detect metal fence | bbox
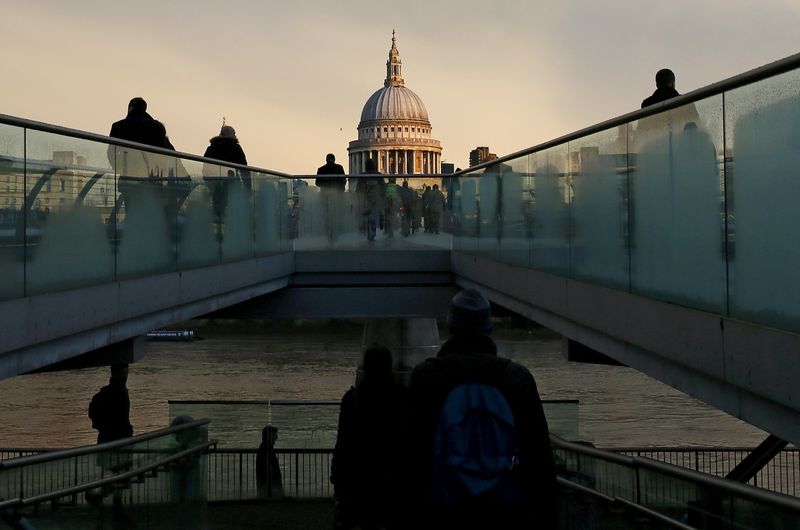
[2,446,797,502]
[614,447,800,498]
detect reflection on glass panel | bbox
[530,146,570,275]
[254,173,283,256]
[726,69,800,331]
[0,123,25,299]
[494,156,533,267]
[114,147,177,279]
[569,127,629,289]
[217,165,254,262]
[25,130,116,295]
[452,172,481,255]
[289,176,451,251]
[629,96,726,312]
[178,159,219,270]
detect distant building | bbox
[441,162,455,174]
[348,31,442,176]
[469,146,497,167]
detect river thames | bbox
[0,322,766,449]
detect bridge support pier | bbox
[562,338,624,366]
[360,319,441,385]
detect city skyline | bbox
[2,0,799,174]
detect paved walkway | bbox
[209,500,334,530]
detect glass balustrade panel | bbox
[629,95,726,312]
[0,124,25,300]
[478,157,532,267]
[452,170,482,256]
[725,68,800,332]
[24,130,116,295]
[530,146,571,275]
[112,145,178,280]
[569,127,630,289]
[253,172,286,256]
[291,176,451,250]
[176,159,220,270]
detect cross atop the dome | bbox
[385,30,404,87]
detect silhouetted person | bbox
[256,426,284,499]
[88,364,133,444]
[427,184,446,234]
[332,344,409,530]
[409,288,557,530]
[642,68,680,108]
[315,153,346,191]
[358,159,385,242]
[203,123,251,222]
[109,97,174,150]
[384,177,398,238]
[399,180,414,237]
[316,154,347,242]
[107,97,174,175]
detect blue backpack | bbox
[432,382,521,505]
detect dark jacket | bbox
[315,161,346,190]
[332,377,409,527]
[203,136,251,192]
[204,136,248,166]
[641,86,680,108]
[107,110,175,177]
[88,383,133,444]
[109,110,174,150]
[409,334,557,530]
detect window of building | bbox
[60,179,65,192]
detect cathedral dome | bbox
[360,85,429,124]
[348,31,442,176]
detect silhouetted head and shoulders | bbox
[315,153,346,189]
[109,97,174,150]
[641,68,680,108]
[317,153,345,175]
[88,364,133,444]
[204,124,248,166]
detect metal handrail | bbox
[457,50,800,175]
[0,440,216,510]
[169,399,341,406]
[557,477,697,530]
[3,52,799,185]
[552,435,800,513]
[0,419,210,470]
[0,113,289,179]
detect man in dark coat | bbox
[109,97,174,149]
[107,95,176,216]
[88,364,133,444]
[641,68,680,108]
[256,426,284,499]
[315,153,346,191]
[409,288,557,529]
[316,154,346,242]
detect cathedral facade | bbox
[348,32,442,175]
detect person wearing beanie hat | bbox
[446,287,493,335]
[202,120,252,223]
[408,288,557,529]
[203,121,248,169]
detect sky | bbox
[2,0,799,174]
